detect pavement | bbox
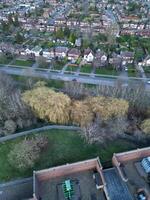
[0,178,33,200]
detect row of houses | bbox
[21,46,135,67]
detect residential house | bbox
[83,48,94,63]
[140,56,150,67]
[109,53,122,70]
[93,50,107,68]
[68,48,80,62]
[55,46,69,58]
[30,46,43,57]
[120,51,134,64]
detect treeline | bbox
[0,73,36,136]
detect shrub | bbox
[8,135,48,170]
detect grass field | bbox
[0,129,136,181]
[127,65,137,77]
[95,67,118,76]
[66,65,78,72]
[80,65,92,73]
[12,59,34,67]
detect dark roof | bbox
[68,48,80,55]
[104,168,133,200]
[84,48,93,55]
[121,51,134,58]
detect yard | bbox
[95,67,118,76]
[12,59,34,67]
[80,65,92,73]
[66,65,78,72]
[52,60,67,71]
[127,65,137,77]
[0,129,136,182]
[143,67,150,78]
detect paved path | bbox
[0,125,80,143]
[0,178,33,200]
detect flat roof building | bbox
[33,158,109,200]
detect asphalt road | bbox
[0,65,150,90]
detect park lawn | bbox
[95,67,118,76]
[0,129,136,182]
[53,63,64,70]
[80,65,92,73]
[12,59,34,67]
[66,65,78,72]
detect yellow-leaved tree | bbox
[22,86,71,124]
[141,119,150,135]
[86,96,129,121]
[71,100,94,127]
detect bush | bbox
[8,135,48,170]
[141,119,150,135]
[3,120,17,135]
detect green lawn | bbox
[12,59,34,67]
[80,65,92,73]
[0,129,136,181]
[66,65,78,72]
[143,67,150,77]
[127,65,137,77]
[12,75,65,89]
[95,67,118,76]
[53,64,64,70]
[0,58,11,65]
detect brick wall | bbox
[113,147,150,164]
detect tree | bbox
[13,14,20,27]
[0,72,36,135]
[15,32,24,44]
[64,26,70,38]
[87,96,129,121]
[8,135,48,170]
[55,27,64,39]
[141,119,150,135]
[71,100,94,127]
[69,32,76,44]
[0,53,7,64]
[22,86,71,124]
[3,120,17,135]
[36,55,48,68]
[63,81,88,99]
[1,20,9,33]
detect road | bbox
[0,65,118,86]
[1,65,150,91]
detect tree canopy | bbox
[22,86,71,124]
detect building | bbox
[32,158,109,200]
[67,48,81,62]
[112,147,150,200]
[55,46,69,58]
[20,147,150,200]
[83,48,94,63]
